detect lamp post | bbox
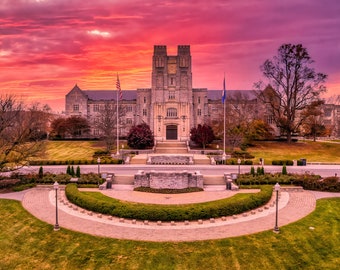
[97,157,101,176]
[274,182,281,233]
[53,181,60,231]
[237,158,241,175]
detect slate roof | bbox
[207,90,257,101]
[83,90,138,101]
[79,88,256,101]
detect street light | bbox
[274,182,281,233]
[97,157,101,176]
[237,158,241,174]
[53,181,60,231]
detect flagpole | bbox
[116,74,120,156]
[223,74,226,159]
[223,94,226,158]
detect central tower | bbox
[151,45,193,141]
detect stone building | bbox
[65,45,340,140]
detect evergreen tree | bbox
[250,166,255,176]
[70,166,75,176]
[38,166,43,179]
[256,167,261,175]
[66,165,71,175]
[76,166,81,177]
[282,164,287,175]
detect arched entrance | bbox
[166,125,177,140]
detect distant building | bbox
[65,45,340,140]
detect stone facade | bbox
[134,170,203,189]
[65,45,340,139]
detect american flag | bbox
[116,74,122,100]
[222,76,226,104]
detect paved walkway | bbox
[1,187,340,242]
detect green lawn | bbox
[248,141,340,164]
[41,140,340,164]
[41,141,105,161]
[0,198,339,269]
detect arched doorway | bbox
[166,125,177,140]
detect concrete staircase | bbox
[129,141,210,165]
[155,141,188,154]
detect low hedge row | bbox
[29,158,123,166]
[272,160,294,166]
[0,173,103,188]
[216,159,253,165]
[65,184,273,221]
[237,173,340,192]
[237,173,321,186]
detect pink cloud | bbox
[0,0,339,111]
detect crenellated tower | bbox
[151,45,193,141]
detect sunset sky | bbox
[1,0,340,112]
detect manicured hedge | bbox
[237,173,321,186]
[65,184,273,221]
[29,158,123,166]
[272,160,294,166]
[236,173,340,192]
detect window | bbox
[126,106,133,112]
[126,118,133,124]
[143,109,147,116]
[167,108,177,118]
[73,104,79,111]
[198,97,201,104]
[170,77,174,85]
[169,91,175,100]
[93,129,100,136]
[197,109,202,116]
[93,104,99,112]
[266,115,274,124]
[144,97,147,103]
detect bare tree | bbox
[0,96,48,170]
[94,101,125,152]
[255,44,327,143]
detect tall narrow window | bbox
[143,109,147,116]
[169,91,175,100]
[167,108,177,118]
[197,109,202,116]
[144,97,146,103]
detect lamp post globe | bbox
[53,181,60,231]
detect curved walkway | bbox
[1,187,340,242]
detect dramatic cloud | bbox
[0,0,339,111]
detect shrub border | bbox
[65,184,273,221]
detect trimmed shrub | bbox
[282,165,287,175]
[272,160,294,166]
[250,166,255,176]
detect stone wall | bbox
[134,170,203,189]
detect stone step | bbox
[130,154,148,164]
[203,175,225,185]
[155,148,188,154]
[156,142,187,147]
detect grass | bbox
[37,140,340,164]
[40,141,105,161]
[248,141,340,164]
[0,198,339,269]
